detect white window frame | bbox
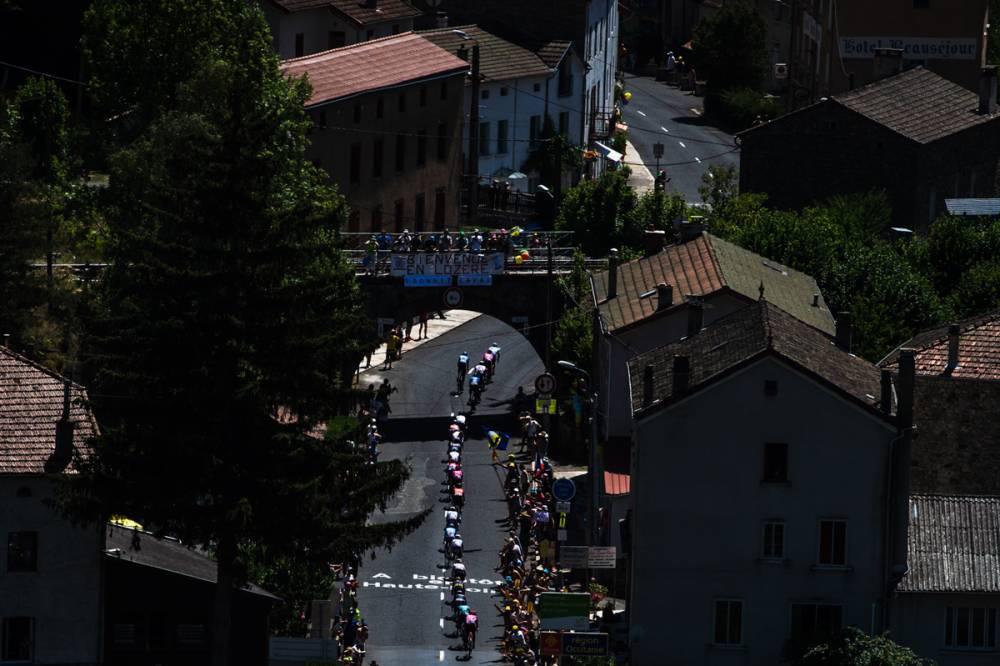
[816,518,848,567]
[761,521,785,561]
[944,606,998,651]
[712,598,744,647]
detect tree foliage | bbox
[552,250,594,372]
[796,628,932,665]
[691,1,768,93]
[556,171,639,256]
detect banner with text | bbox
[391,252,505,277]
[839,36,978,61]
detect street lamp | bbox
[557,360,601,552]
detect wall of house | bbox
[583,0,619,157]
[306,74,466,233]
[0,476,103,664]
[628,357,895,665]
[264,4,415,58]
[892,592,1000,666]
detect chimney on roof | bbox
[1,333,8,348]
[979,66,997,115]
[686,299,704,338]
[643,229,666,257]
[889,348,916,585]
[656,283,674,311]
[812,293,820,308]
[677,219,705,243]
[642,364,654,407]
[47,380,75,473]
[872,48,903,81]
[457,44,469,61]
[606,248,619,300]
[436,11,448,28]
[880,369,893,413]
[835,311,852,352]
[672,355,690,396]
[946,323,960,373]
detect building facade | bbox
[0,346,103,665]
[280,33,468,233]
[263,0,423,58]
[626,301,909,665]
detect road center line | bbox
[695,156,702,163]
[439,618,444,628]
[637,109,647,117]
[439,650,445,661]
[679,141,687,148]
[661,126,670,133]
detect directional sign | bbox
[443,287,463,307]
[552,478,576,501]
[535,398,557,415]
[653,142,664,159]
[458,274,492,286]
[538,592,590,631]
[405,275,450,287]
[559,546,588,568]
[539,631,610,658]
[556,501,571,513]
[535,372,557,395]
[588,546,617,569]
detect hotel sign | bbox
[840,36,978,61]
[390,252,505,277]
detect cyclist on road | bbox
[468,371,483,406]
[462,609,479,655]
[457,352,469,379]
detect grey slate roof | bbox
[534,40,572,68]
[105,525,279,599]
[271,0,422,24]
[592,233,834,335]
[419,25,554,82]
[628,300,887,417]
[899,494,1000,593]
[833,67,998,144]
[945,198,1000,217]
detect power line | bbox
[0,60,88,87]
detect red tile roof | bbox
[603,471,630,496]
[280,32,469,107]
[271,0,423,25]
[880,309,1000,380]
[0,347,97,475]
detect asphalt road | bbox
[359,314,545,665]
[620,73,740,203]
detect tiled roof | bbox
[603,471,630,496]
[880,308,1000,380]
[0,346,96,475]
[945,198,1000,217]
[906,376,1000,496]
[280,32,469,106]
[105,524,278,599]
[592,233,834,335]
[271,0,422,24]
[628,300,887,417]
[534,40,572,68]
[419,25,553,82]
[898,494,1000,593]
[833,67,998,144]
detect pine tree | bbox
[63,2,424,663]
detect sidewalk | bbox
[625,139,655,194]
[356,309,481,377]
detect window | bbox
[392,24,400,34]
[2,617,33,661]
[15,487,31,498]
[395,134,405,171]
[372,138,383,178]
[764,379,778,396]
[945,607,997,650]
[7,531,37,572]
[416,130,427,168]
[481,89,490,100]
[398,93,406,113]
[500,87,509,96]
[763,442,788,482]
[558,59,574,97]
[316,110,327,130]
[913,0,929,7]
[349,142,362,184]
[365,29,374,41]
[713,599,743,646]
[441,81,448,100]
[376,97,384,119]
[437,122,448,161]
[529,115,542,148]
[177,623,207,647]
[328,31,346,49]
[817,519,847,566]
[434,187,446,228]
[419,86,427,107]
[394,199,405,232]
[790,604,842,646]
[558,111,569,137]
[347,210,360,232]
[762,521,784,560]
[497,120,509,155]
[353,104,361,123]
[294,33,304,57]
[479,122,491,156]
[533,82,541,92]
[372,205,383,231]
[414,193,425,232]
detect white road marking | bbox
[690,107,702,116]
[439,618,444,628]
[637,110,647,116]
[439,650,445,661]
[660,126,670,133]
[695,157,702,163]
[678,141,687,148]
[440,591,445,600]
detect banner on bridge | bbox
[390,252,505,277]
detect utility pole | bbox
[468,43,481,227]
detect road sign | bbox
[539,631,610,657]
[539,632,563,657]
[557,528,568,541]
[535,398,557,415]
[556,500,571,513]
[559,546,588,568]
[458,273,492,286]
[552,478,577,501]
[588,546,617,569]
[404,275,450,287]
[442,287,463,307]
[653,142,664,159]
[537,592,590,631]
[535,372,557,395]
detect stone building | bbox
[738,66,1000,231]
[280,32,469,232]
